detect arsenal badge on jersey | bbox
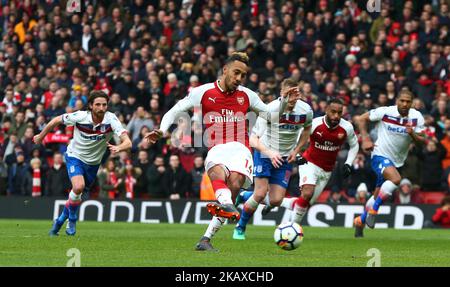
[237,96,245,105]
[337,133,345,139]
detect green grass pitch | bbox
[1,219,449,267]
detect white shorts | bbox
[298,161,332,204]
[205,141,253,189]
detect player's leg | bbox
[233,177,269,240]
[64,175,86,236]
[291,162,319,224]
[259,183,288,216]
[260,164,292,215]
[196,166,244,251]
[49,155,85,236]
[365,167,401,228]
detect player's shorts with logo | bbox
[298,161,332,204]
[205,141,253,189]
[65,153,100,191]
[253,150,292,189]
[371,155,396,187]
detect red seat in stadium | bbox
[422,192,446,204]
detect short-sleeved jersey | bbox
[160,80,287,149]
[62,111,127,165]
[369,105,425,167]
[252,99,313,156]
[302,117,358,172]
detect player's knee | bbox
[72,183,85,193]
[228,181,241,193]
[253,193,265,203]
[301,187,314,200]
[390,177,401,186]
[270,198,283,206]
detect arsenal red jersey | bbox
[160,81,287,149]
[303,116,357,172]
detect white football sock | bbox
[204,216,226,239]
[281,197,297,210]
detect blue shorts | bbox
[65,153,100,191]
[371,155,395,188]
[253,150,293,189]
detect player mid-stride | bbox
[277,98,359,224]
[232,79,313,240]
[145,52,298,251]
[353,90,425,237]
[34,91,132,236]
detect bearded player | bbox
[145,52,296,251]
[34,91,132,236]
[277,98,359,224]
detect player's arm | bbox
[287,125,311,163]
[108,132,132,155]
[33,115,63,144]
[355,112,374,152]
[250,117,283,168]
[145,91,197,144]
[342,125,360,178]
[406,115,427,146]
[287,109,313,163]
[250,133,283,168]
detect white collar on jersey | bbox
[216,80,237,94]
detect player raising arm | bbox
[354,90,426,237]
[145,52,298,251]
[34,91,132,236]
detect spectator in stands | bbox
[122,159,141,199]
[394,178,424,204]
[45,152,71,197]
[98,159,122,199]
[146,155,167,199]
[190,154,205,199]
[355,183,369,204]
[0,156,7,195]
[126,106,154,142]
[164,154,191,200]
[327,187,348,204]
[7,151,30,196]
[418,139,447,191]
[431,195,450,228]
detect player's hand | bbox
[287,151,298,163]
[33,134,44,145]
[280,87,299,98]
[405,123,414,135]
[362,138,375,153]
[342,164,353,179]
[107,143,121,155]
[145,129,163,144]
[267,150,283,168]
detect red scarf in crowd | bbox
[108,171,118,199]
[125,174,136,199]
[32,168,41,197]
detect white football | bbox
[274,222,304,251]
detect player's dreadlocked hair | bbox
[225,52,249,66]
[87,90,109,110]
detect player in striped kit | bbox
[145,53,297,251]
[354,90,426,237]
[34,91,132,236]
[232,79,313,240]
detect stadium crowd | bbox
[0,0,449,206]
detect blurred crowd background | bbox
[0,1,449,219]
